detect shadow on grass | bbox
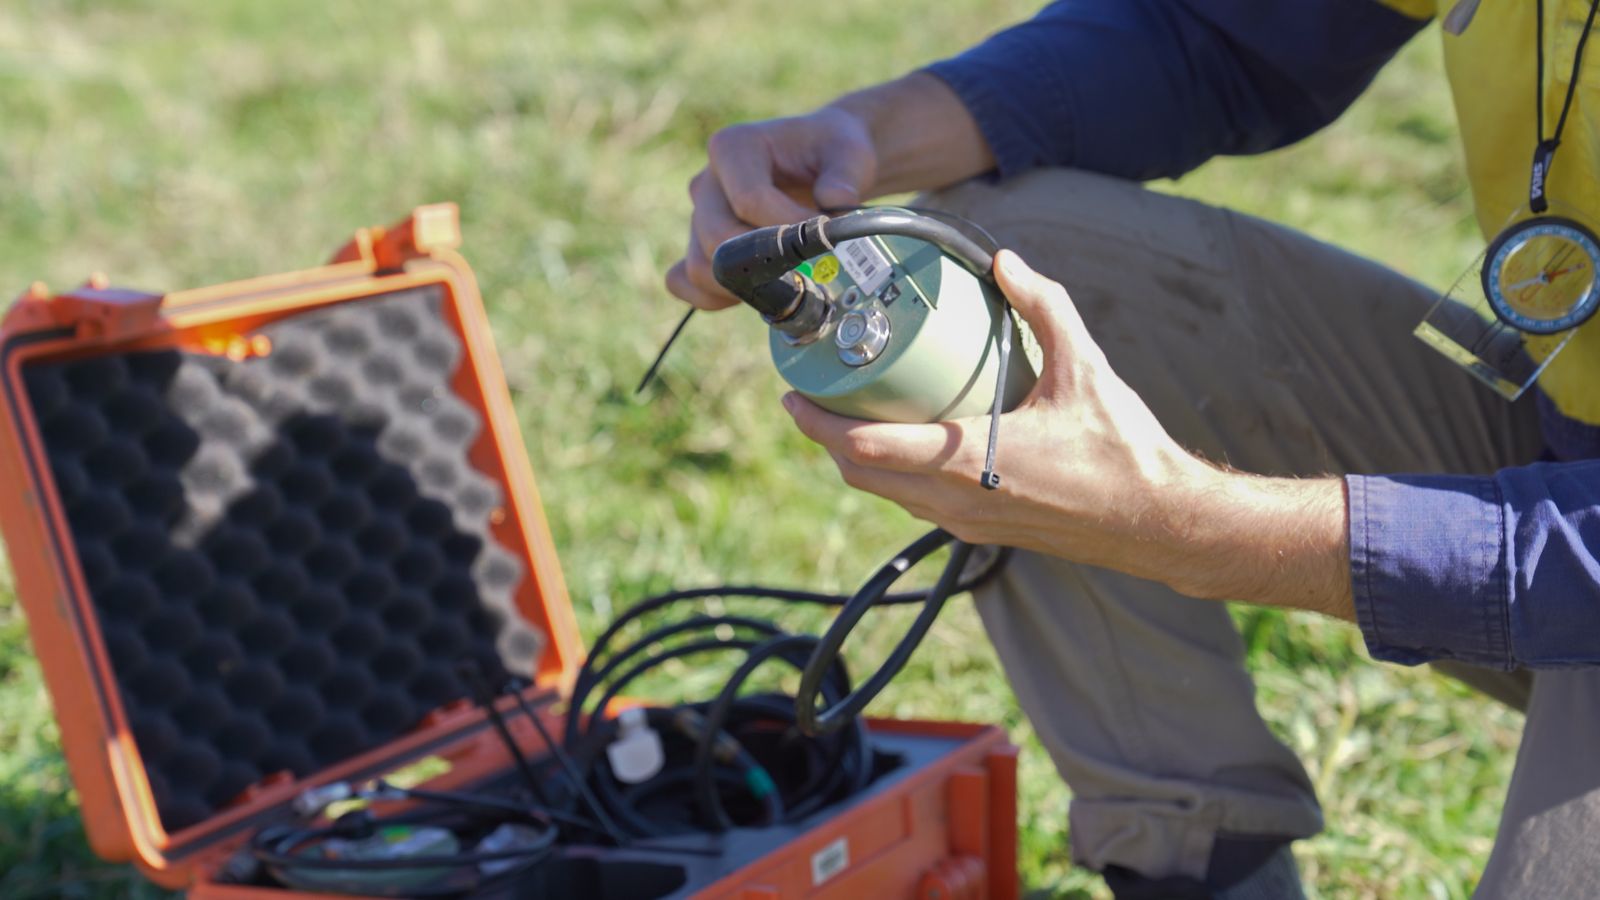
[0,781,174,900]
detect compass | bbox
[1481,216,1600,335]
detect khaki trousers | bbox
[925,169,1590,897]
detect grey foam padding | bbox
[23,285,547,831]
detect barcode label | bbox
[837,238,892,296]
[811,836,850,886]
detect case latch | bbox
[29,273,168,339]
[329,202,462,272]
[8,277,167,342]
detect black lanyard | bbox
[1530,0,1600,213]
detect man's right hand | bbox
[664,73,995,310]
[665,106,879,311]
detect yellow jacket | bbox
[1398,0,1600,420]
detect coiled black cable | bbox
[795,531,980,735]
[695,634,867,830]
[561,535,1010,837]
[249,503,1011,894]
[250,802,560,897]
[565,614,856,836]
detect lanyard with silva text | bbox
[1479,0,1600,335]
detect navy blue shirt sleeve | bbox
[924,0,1428,180]
[1350,462,1600,670]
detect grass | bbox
[0,2,1520,897]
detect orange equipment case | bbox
[0,204,1020,899]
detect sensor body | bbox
[770,231,1034,422]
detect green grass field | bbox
[0,2,1521,897]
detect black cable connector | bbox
[458,661,552,808]
[500,676,628,846]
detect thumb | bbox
[992,249,1083,361]
[812,148,874,211]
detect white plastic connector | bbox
[605,707,665,784]
[292,781,353,818]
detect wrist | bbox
[1151,462,1352,617]
[1155,462,1251,600]
[827,72,994,195]
[1136,451,1237,595]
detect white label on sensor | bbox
[837,238,892,296]
[811,836,850,886]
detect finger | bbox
[783,393,974,474]
[681,219,743,310]
[829,452,978,536]
[812,146,874,211]
[992,249,1085,359]
[828,451,942,508]
[681,237,743,309]
[707,129,818,226]
[666,259,740,311]
[689,170,752,263]
[671,171,750,309]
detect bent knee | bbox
[918,168,1236,296]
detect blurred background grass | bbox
[0,1,1520,897]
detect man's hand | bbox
[665,108,877,310]
[785,249,1208,574]
[784,250,1356,620]
[665,73,996,311]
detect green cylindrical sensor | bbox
[772,229,1035,423]
[712,208,1037,425]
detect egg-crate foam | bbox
[22,285,545,831]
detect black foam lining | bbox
[23,285,546,831]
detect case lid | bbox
[0,205,583,884]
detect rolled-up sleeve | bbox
[1349,461,1600,670]
[923,0,1427,181]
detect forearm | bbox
[829,72,995,196]
[1156,467,1355,621]
[918,0,1426,182]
